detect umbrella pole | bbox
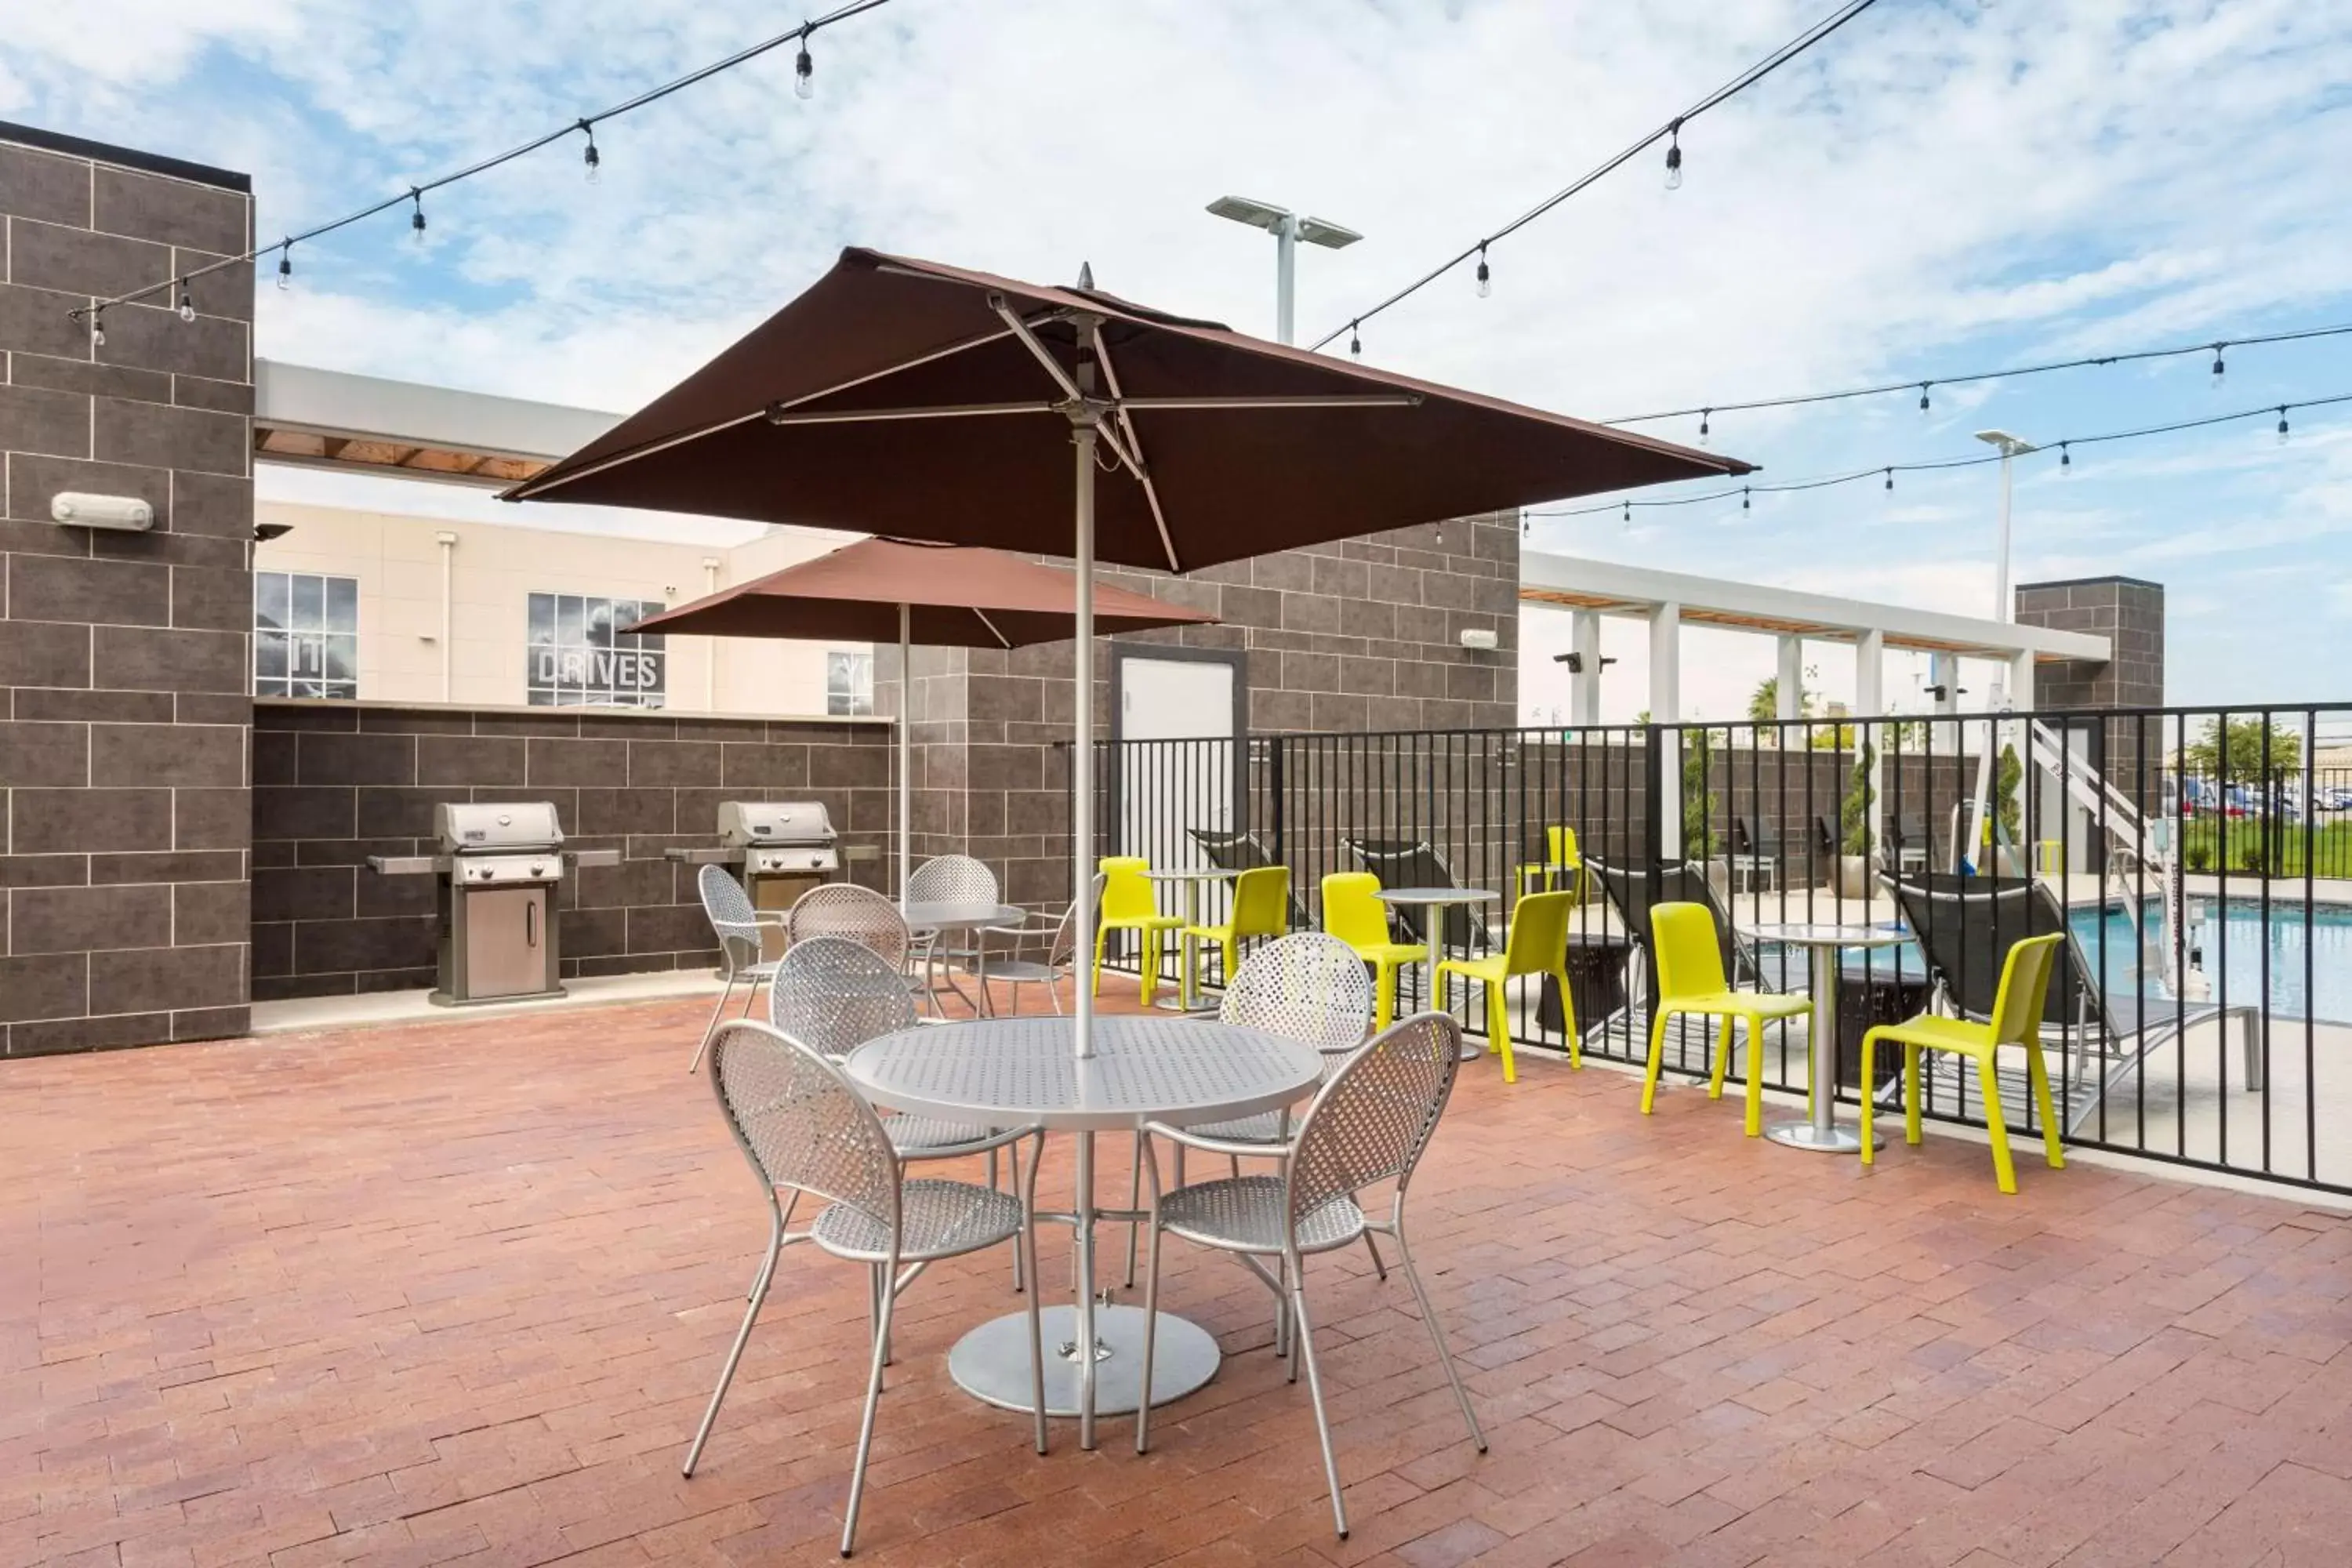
[1072,423,1098,1062]
[898,601,912,905]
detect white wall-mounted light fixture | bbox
[1457,626,1500,652]
[51,492,154,532]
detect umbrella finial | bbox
[1076,260,1095,290]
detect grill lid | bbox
[717,800,836,847]
[436,800,565,853]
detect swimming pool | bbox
[2068,897,2352,1025]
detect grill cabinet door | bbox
[463,886,550,999]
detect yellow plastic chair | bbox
[1861,932,2066,1193]
[1515,826,1588,902]
[1320,872,1424,1032]
[1643,902,1811,1136]
[1180,865,1290,1008]
[1434,889,1580,1083]
[1094,856,1185,1005]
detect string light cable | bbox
[1311,0,1883,354]
[1606,318,2352,430]
[1531,390,2352,519]
[68,0,895,328]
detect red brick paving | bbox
[7,979,2352,1567]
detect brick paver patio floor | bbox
[9,982,2352,1567]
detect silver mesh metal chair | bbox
[977,880,1096,1017]
[768,937,1004,1163]
[787,883,911,973]
[906,855,998,1015]
[1133,1012,1484,1538]
[683,1021,1044,1555]
[689,865,786,1074]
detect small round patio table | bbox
[900,900,1024,1017]
[1144,866,1240,1013]
[1375,887,1501,1058]
[844,1013,1322,1450]
[1744,922,1910,1153]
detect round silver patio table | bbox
[1145,866,1240,1013]
[844,1013,1322,1449]
[900,899,1023,1017]
[1744,922,1909,1153]
[1375,887,1501,1058]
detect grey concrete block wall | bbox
[249,701,895,999]
[2014,576,2165,711]
[0,124,255,1055]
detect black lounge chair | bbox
[1886,873,2264,1134]
[1731,815,1784,891]
[1883,811,1932,873]
[1185,826,1311,930]
[1341,837,1496,951]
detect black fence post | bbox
[1268,736,1287,869]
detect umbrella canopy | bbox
[625,536,1218,903]
[623,536,1218,645]
[503,248,1751,570]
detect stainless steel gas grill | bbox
[368,802,620,1006]
[666,800,841,960]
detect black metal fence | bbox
[1071,704,2352,1196]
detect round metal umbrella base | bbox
[948,1304,1220,1417]
[1765,1119,1882,1152]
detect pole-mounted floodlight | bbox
[1207,195,1363,346]
[1974,430,2036,625]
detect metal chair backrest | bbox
[768,936,919,1060]
[1734,815,1779,857]
[1590,855,1730,1006]
[1887,874,2082,1028]
[1548,825,1581,868]
[1991,933,2067,1047]
[1320,871,1395,952]
[1098,856,1159,924]
[706,1018,899,1236]
[1650,901,1731,1001]
[1287,1012,1461,1240]
[1501,890,1574,979]
[1229,865,1292,940]
[1191,827,1313,928]
[698,865,763,967]
[1040,883,1097,970]
[786,884,910,971]
[907,853,998,907]
[1219,931,1374,1055]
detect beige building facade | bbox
[252,502,872,717]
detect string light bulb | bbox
[1348,320,1361,358]
[1740,485,1751,512]
[2209,343,2226,391]
[176,281,194,323]
[2059,441,2071,474]
[580,121,601,183]
[1475,245,1490,299]
[1621,499,1632,526]
[89,311,105,349]
[2278,406,2291,445]
[276,242,292,291]
[795,27,814,98]
[1664,118,1683,191]
[1697,408,1711,447]
[1918,382,1932,414]
[410,188,426,244]
[1883,467,1894,492]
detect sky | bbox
[9,0,2350,721]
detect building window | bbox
[256,572,358,699]
[526,593,666,707]
[827,649,874,716]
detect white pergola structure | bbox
[252,361,618,488]
[1520,549,2111,724]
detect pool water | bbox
[2068,898,2352,1025]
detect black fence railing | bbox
[1067,704,2352,1196]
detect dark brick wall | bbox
[2014,576,2164,710]
[1,126,254,1055]
[250,701,894,1000]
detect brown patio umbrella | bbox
[623,536,1217,898]
[506,247,1751,1067]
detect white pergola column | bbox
[1651,602,1681,858]
[2008,650,2035,714]
[1776,634,1804,723]
[1928,650,1962,753]
[1569,610,1602,727]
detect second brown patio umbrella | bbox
[624,535,1217,900]
[507,246,1752,1066]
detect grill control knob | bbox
[530,863,545,877]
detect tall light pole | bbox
[1974,429,2036,624]
[1207,195,1362,345]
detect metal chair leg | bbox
[1359,1232,1388,1282]
[689,975,738,1074]
[1287,1265,1348,1540]
[1134,1139,1163,1454]
[683,1214,781,1478]
[840,1256,898,1558]
[1392,1220,1486,1453]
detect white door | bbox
[1117,655,1237,869]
